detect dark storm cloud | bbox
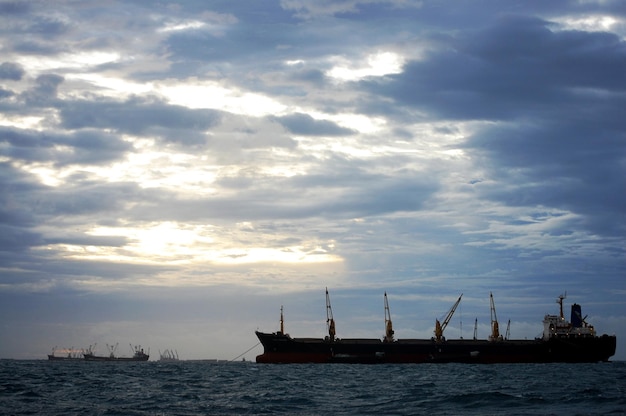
[161,2,396,81]
[0,5,69,54]
[160,2,299,78]
[0,126,131,166]
[0,158,147,278]
[0,1,29,14]
[0,88,14,99]
[27,16,70,36]
[165,27,295,76]
[21,73,64,105]
[59,96,221,145]
[35,182,134,217]
[273,113,356,136]
[11,40,62,55]
[370,16,626,120]
[0,62,25,80]
[465,121,626,237]
[284,67,328,88]
[0,163,45,258]
[0,224,42,252]
[367,16,626,237]
[0,160,137,227]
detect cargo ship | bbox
[83,343,150,361]
[255,290,616,364]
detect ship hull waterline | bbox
[47,355,82,361]
[255,332,616,364]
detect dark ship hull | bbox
[255,331,616,364]
[47,355,82,361]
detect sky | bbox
[0,0,624,361]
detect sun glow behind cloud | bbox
[327,51,404,81]
[65,74,154,98]
[41,222,343,270]
[16,52,121,74]
[157,20,207,32]
[554,14,622,34]
[157,82,287,116]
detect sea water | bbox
[1,360,625,415]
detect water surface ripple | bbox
[1,360,625,415]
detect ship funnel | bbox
[571,303,583,328]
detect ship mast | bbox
[326,288,336,342]
[384,292,394,342]
[557,292,566,320]
[107,342,119,358]
[434,294,463,342]
[279,305,284,334]
[489,292,501,341]
[473,318,478,340]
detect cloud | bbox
[365,15,626,238]
[273,113,357,136]
[464,121,626,236]
[0,1,30,15]
[370,16,626,120]
[21,73,64,105]
[59,96,222,145]
[0,62,25,80]
[0,126,131,166]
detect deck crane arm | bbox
[489,292,501,341]
[434,294,463,342]
[384,292,394,342]
[326,288,336,341]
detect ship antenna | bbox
[384,292,394,342]
[326,287,336,341]
[473,318,478,340]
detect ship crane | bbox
[434,294,463,342]
[489,292,502,341]
[326,288,336,342]
[384,292,394,342]
[106,342,119,358]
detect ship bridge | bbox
[543,296,596,340]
